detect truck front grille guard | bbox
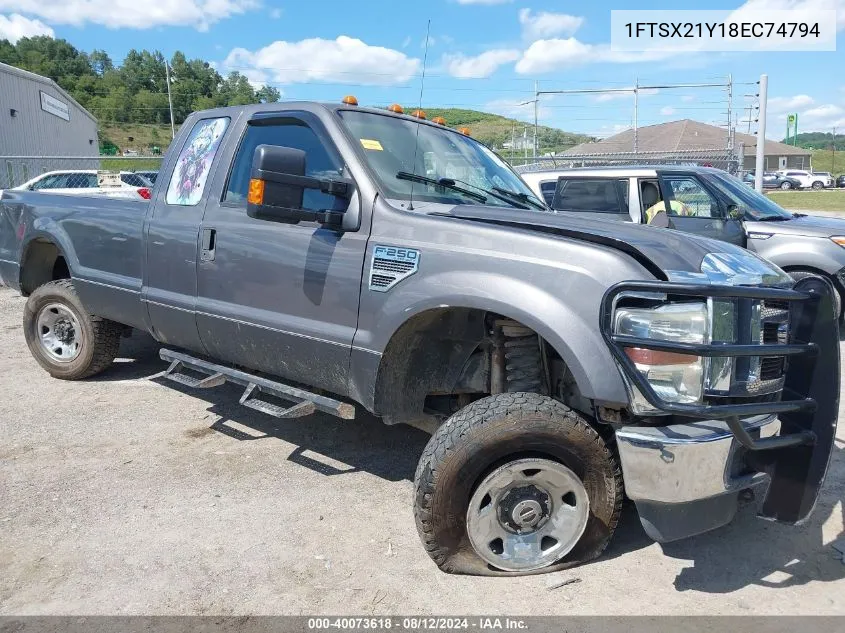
[600,277,840,523]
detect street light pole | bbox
[164,59,175,140]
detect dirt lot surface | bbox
[0,285,843,615]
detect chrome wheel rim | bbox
[466,458,589,572]
[36,303,82,362]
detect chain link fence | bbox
[1,156,164,190]
[511,147,744,176]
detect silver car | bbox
[522,165,845,316]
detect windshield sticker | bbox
[360,139,384,151]
[166,117,229,206]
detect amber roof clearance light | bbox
[388,103,404,114]
[431,116,446,125]
[457,127,471,136]
[411,109,426,120]
[342,95,359,106]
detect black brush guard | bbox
[601,277,840,524]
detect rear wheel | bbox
[414,392,623,576]
[780,181,792,190]
[23,279,122,379]
[811,181,823,190]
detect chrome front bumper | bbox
[616,414,781,542]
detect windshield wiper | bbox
[396,172,487,204]
[492,186,548,211]
[756,216,792,222]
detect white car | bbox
[812,171,834,188]
[777,169,828,190]
[13,170,152,199]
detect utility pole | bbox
[833,126,837,173]
[633,77,639,154]
[746,105,753,134]
[754,74,768,193]
[726,73,733,150]
[511,121,516,163]
[164,59,175,140]
[533,80,539,159]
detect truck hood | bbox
[746,213,845,238]
[435,205,753,279]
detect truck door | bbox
[143,115,232,352]
[654,174,745,247]
[195,111,367,397]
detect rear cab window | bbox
[166,117,230,206]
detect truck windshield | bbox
[338,110,545,210]
[703,172,794,220]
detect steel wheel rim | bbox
[36,302,82,362]
[466,457,589,572]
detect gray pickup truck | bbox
[0,101,840,577]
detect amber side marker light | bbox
[342,95,359,106]
[388,103,404,114]
[247,178,265,205]
[411,109,426,119]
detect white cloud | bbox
[518,8,583,40]
[0,0,259,30]
[731,0,845,31]
[767,94,815,112]
[681,95,695,103]
[444,49,520,78]
[515,38,671,74]
[269,7,281,19]
[593,87,658,102]
[764,94,845,133]
[660,106,675,116]
[455,0,512,4]
[401,35,411,48]
[223,36,420,85]
[0,12,52,41]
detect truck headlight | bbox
[613,302,708,406]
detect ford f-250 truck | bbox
[0,100,840,576]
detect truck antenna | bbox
[407,19,431,212]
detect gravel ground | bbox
[0,285,843,615]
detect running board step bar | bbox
[159,349,355,420]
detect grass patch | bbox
[766,189,845,212]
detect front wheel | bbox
[23,279,122,379]
[811,181,824,190]
[780,181,792,190]
[788,270,842,321]
[414,392,623,575]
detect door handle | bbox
[200,228,216,262]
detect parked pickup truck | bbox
[0,101,839,576]
[522,166,845,319]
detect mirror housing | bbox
[246,144,352,226]
[726,204,743,220]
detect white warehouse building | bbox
[0,61,99,189]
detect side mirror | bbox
[726,204,743,220]
[246,144,352,226]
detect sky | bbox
[0,0,842,139]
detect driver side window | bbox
[225,118,345,212]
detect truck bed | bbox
[0,189,149,328]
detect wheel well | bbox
[20,240,69,296]
[372,308,579,427]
